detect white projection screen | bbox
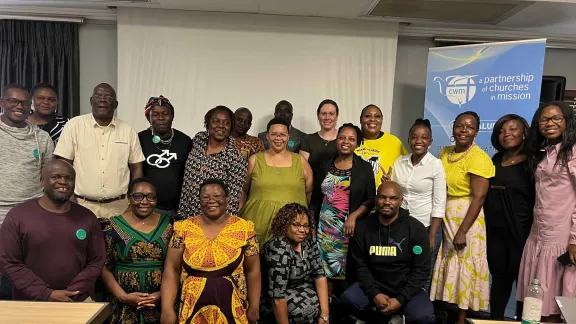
[117,8,399,136]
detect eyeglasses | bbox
[269,133,288,139]
[291,223,310,231]
[130,193,157,202]
[200,195,226,203]
[93,94,116,102]
[35,96,57,104]
[539,114,565,125]
[2,98,32,109]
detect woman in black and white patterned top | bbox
[28,83,68,144]
[177,106,248,219]
[261,203,330,324]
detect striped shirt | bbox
[39,115,68,144]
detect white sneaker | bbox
[389,315,404,324]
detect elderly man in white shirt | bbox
[390,118,446,291]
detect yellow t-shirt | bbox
[439,145,495,198]
[355,133,408,189]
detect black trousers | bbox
[486,225,525,319]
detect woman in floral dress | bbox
[314,123,375,283]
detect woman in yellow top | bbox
[355,104,408,189]
[160,179,260,324]
[430,111,495,324]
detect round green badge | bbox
[76,229,87,240]
[33,148,39,159]
[413,245,423,255]
[152,135,161,144]
[288,140,295,148]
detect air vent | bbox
[367,0,532,24]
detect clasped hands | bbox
[373,294,401,315]
[120,291,161,309]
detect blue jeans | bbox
[426,225,442,292]
[342,283,434,324]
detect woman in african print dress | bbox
[313,124,375,283]
[161,179,261,324]
[101,178,173,324]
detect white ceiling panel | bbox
[256,0,374,18]
[498,2,576,31]
[157,0,259,12]
[4,0,576,36]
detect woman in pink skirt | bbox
[518,101,576,321]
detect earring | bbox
[450,136,455,143]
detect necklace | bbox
[269,152,283,176]
[151,127,174,145]
[319,131,335,147]
[503,153,523,165]
[448,143,475,163]
[130,211,153,225]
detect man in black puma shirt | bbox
[342,182,434,324]
[138,96,192,220]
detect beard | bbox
[45,190,71,205]
[378,205,397,219]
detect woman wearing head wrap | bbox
[138,96,192,220]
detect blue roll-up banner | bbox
[424,39,547,157]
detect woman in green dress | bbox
[240,117,313,245]
[101,177,173,324]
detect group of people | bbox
[0,80,574,324]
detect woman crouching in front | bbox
[261,203,330,324]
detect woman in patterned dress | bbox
[313,123,375,284]
[261,203,330,324]
[161,179,261,324]
[101,178,173,324]
[430,111,495,324]
[177,106,248,219]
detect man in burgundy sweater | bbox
[0,159,105,301]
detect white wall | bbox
[77,22,576,138]
[116,8,398,136]
[79,21,117,115]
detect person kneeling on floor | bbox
[342,181,434,324]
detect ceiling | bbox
[3,0,576,36]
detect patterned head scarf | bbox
[144,95,174,119]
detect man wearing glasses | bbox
[55,83,145,219]
[0,83,54,226]
[0,83,54,300]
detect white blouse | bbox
[391,152,446,227]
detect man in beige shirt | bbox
[54,83,144,218]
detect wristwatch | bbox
[320,316,329,322]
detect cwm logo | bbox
[434,75,477,107]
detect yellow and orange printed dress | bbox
[170,215,259,324]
